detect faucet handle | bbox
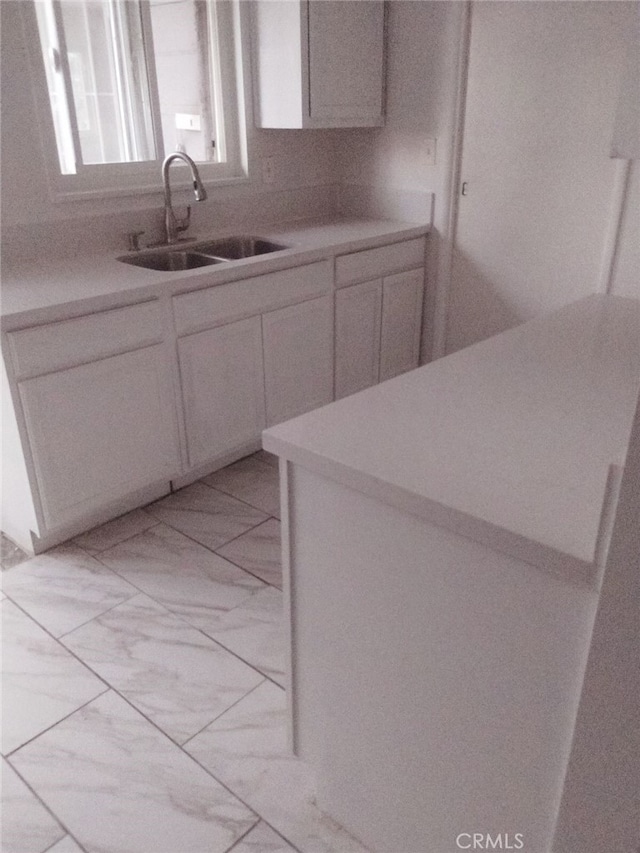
[125,230,145,251]
[175,206,192,234]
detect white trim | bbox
[22,0,249,205]
[432,0,472,361]
[599,158,632,295]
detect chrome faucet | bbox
[161,152,208,244]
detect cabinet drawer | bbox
[173,261,331,336]
[7,301,163,380]
[335,238,425,287]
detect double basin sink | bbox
[118,236,288,272]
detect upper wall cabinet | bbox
[251,0,385,129]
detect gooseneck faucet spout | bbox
[162,151,208,244]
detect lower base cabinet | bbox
[335,279,382,399]
[178,316,266,469]
[263,296,334,425]
[18,345,180,531]
[380,268,424,381]
[335,268,424,398]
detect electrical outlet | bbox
[424,137,436,166]
[263,156,275,184]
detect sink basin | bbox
[193,236,288,260]
[117,235,288,271]
[118,251,224,272]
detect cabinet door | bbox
[335,279,382,399]
[18,345,179,530]
[178,316,266,469]
[379,269,424,382]
[263,296,333,426]
[308,0,384,123]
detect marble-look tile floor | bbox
[1,453,370,853]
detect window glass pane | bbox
[60,0,156,164]
[149,0,220,163]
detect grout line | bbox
[4,686,111,759]
[212,514,277,551]
[55,591,143,640]
[72,516,161,556]
[221,817,262,853]
[198,469,280,517]
[209,548,283,592]
[2,463,314,852]
[180,678,268,748]
[4,759,85,853]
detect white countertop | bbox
[0,217,428,327]
[264,295,640,583]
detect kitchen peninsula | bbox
[263,294,640,852]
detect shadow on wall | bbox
[445,246,524,355]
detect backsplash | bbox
[1,184,340,265]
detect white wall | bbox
[336,1,639,357]
[447,1,637,353]
[337,0,466,360]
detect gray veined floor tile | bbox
[203,455,282,518]
[1,758,66,853]
[145,481,268,551]
[202,586,286,687]
[45,836,85,853]
[253,449,280,469]
[231,820,298,852]
[62,593,264,744]
[97,523,264,634]
[217,518,282,589]
[185,682,370,853]
[10,691,259,853]
[0,544,137,638]
[1,532,30,571]
[72,508,158,554]
[1,600,106,756]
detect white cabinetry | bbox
[335,239,425,399]
[335,280,382,398]
[178,316,266,470]
[263,296,334,425]
[252,0,385,129]
[19,347,177,530]
[380,269,424,382]
[4,301,179,544]
[172,261,333,478]
[1,229,426,552]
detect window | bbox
[29,0,247,198]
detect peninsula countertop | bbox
[264,294,640,583]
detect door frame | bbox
[434,0,633,360]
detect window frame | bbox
[22,0,250,203]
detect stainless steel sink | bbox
[118,251,224,272]
[117,235,288,271]
[192,236,288,260]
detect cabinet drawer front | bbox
[8,301,163,380]
[173,261,331,336]
[335,238,425,287]
[19,345,179,530]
